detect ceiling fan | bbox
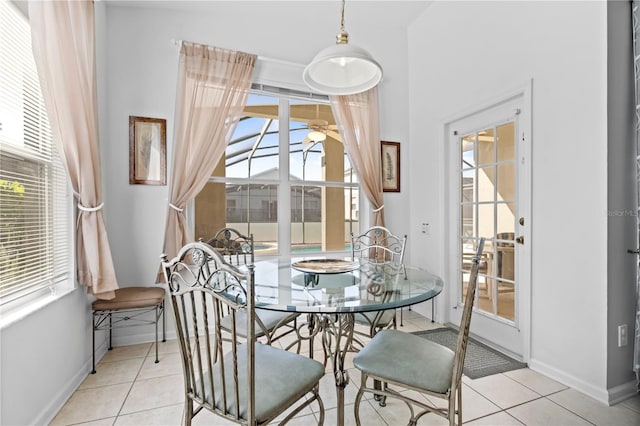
[302,104,339,144]
[303,118,329,143]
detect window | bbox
[194,91,360,255]
[0,2,73,307]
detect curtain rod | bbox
[169,39,304,68]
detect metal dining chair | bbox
[161,241,325,425]
[350,226,407,339]
[204,227,300,350]
[352,238,485,426]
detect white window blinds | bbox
[0,2,73,305]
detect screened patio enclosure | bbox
[194,94,360,254]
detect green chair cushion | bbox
[353,329,455,394]
[195,342,324,423]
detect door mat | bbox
[412,327,527,379]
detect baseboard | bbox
[36,342,108,425]
[528,358,610,405]
[607,379,638,405]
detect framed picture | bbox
[129,116,166,185]
[381,141,400,192]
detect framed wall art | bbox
[381,141,400,192]
[129,116,166,185]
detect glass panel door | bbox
[459,121,516,322]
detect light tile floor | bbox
[52,311,640,425]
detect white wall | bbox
[101,1,413,289]
[408,0,611,402]
[606,0,637,400]
[0,288,94,425]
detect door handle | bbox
[516,236,524,245]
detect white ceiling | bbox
[102,0,433,29]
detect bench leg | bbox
[91,312,97,374]
[154,305,159,364]
[108,313,113,350]
[162,300,166,343]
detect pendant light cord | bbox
[336,0,349,44]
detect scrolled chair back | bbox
[351,226,407,267]
[160,241,257,423]
[204,227,254,266]
[161,241,325,426]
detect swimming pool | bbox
[254,244,352,254]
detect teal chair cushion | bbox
[353,329,455,394]
[220,310,297,338]
[195,342,324,423]
[354,310,395,327]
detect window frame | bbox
[188,89,369,258]
[0,1,75,324]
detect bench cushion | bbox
[92,287,165,311]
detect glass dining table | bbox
[252,256,444,426]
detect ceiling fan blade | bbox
[326,130,342,142]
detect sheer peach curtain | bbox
[330,87,385,227]
[29,0,117,299]
[161,42,256,263]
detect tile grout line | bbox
[113,343,155,421]
[542,395,598,426]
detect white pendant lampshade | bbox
[303,0,383,95]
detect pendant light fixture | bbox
[303,0,383,95]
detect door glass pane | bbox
[478,277,495,314]
[461,239,491,309]
[497,122,515,162]
[478,203,495,238]
[497,203,515,236]
[477,128,495,166]
[460,238,476,272]
[496,242,515,281]
[461,133,476,168]
[461,203,474,239]
[497,281,515,321]
[461,238,479,308]
[477,166,495,202]
[497,163,515,202]
[461,169,475,203]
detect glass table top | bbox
[252,257,444,314]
